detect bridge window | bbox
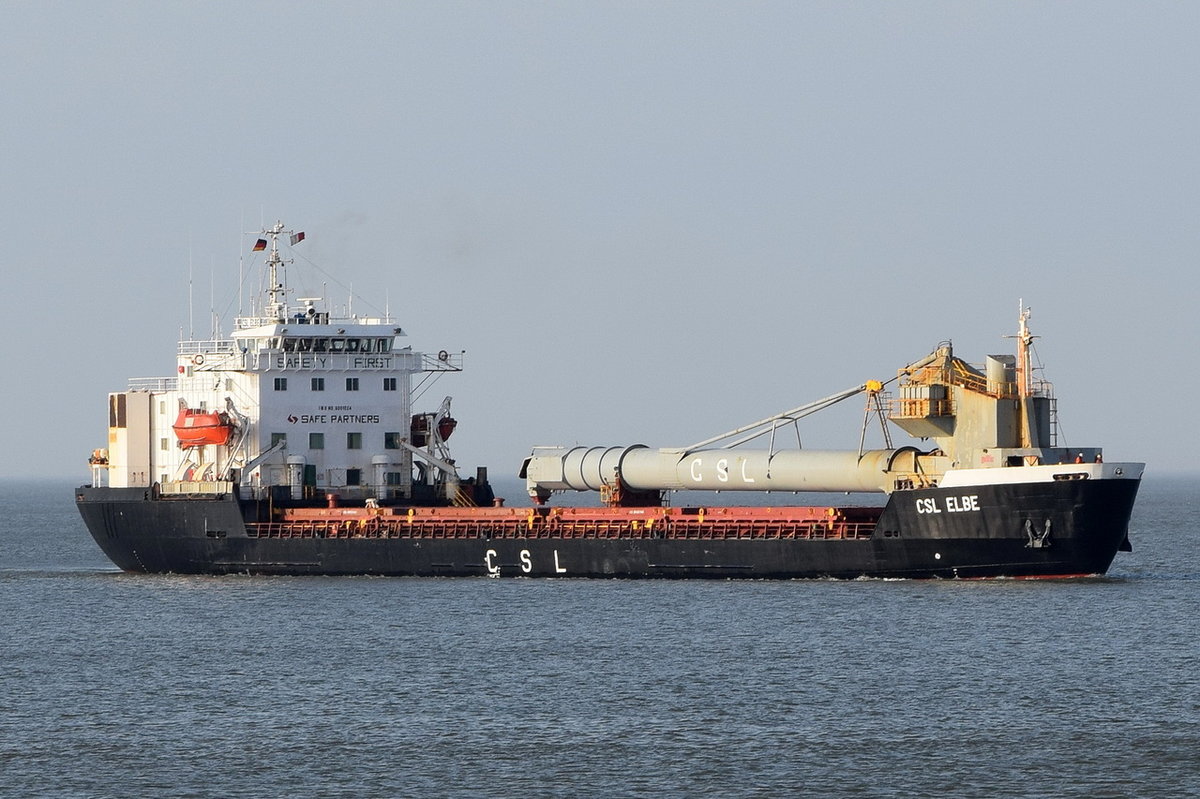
[383,378,397,391]
[384,432,401,449]
[347,432,362,449]
[309,433,324,450]
[274,378,288,391]
[311,377,325,391]
[346,377,359,391]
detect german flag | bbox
[252,238,267,252]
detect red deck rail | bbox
[245,505,882,542]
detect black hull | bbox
[75,478,1139,579]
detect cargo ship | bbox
[77,222,1143,578]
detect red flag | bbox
[290,231,306,245]
[252,239,267,251]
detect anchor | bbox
[1024,518,1052,549]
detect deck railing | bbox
[245,517,878,542]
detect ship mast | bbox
[1014,300,1037,447]
[263,221,296,322]
[1016,300,1034,399]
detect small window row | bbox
[271,432,408,450]
[273,377,398,391]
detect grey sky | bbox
[3,1,1198,479]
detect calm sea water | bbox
[1,476,1197,798]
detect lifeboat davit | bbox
[173,407,234,448]
[411,414,457,447]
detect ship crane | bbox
[520,319,1069,506]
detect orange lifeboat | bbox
[173,407,234,448]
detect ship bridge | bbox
[93,220,473,505]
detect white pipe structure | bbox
[521,367,964,501]
[523,445,923,498]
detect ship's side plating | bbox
[76,462,1140,578]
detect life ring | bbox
[192,354,205,366]
[437,350,449,362]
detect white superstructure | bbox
[93,222,464,501]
